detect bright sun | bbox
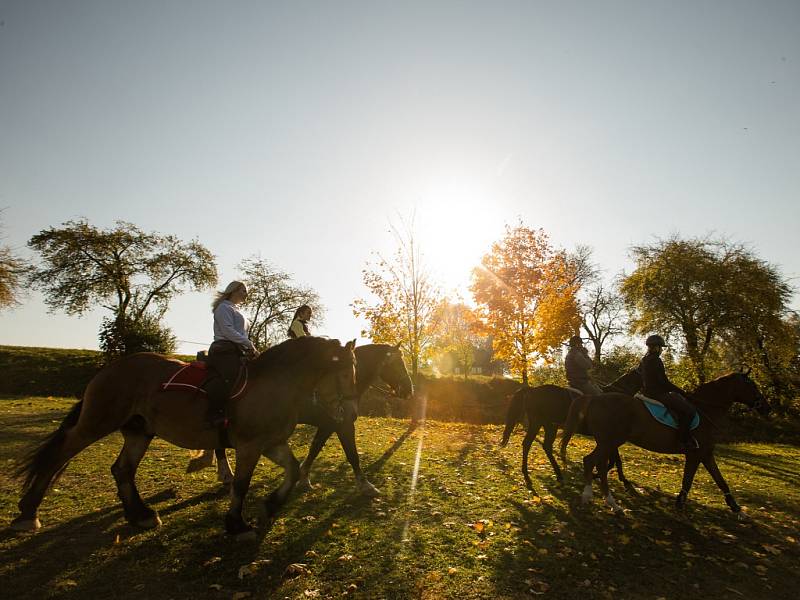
[416,180,503,294]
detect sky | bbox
[1,1,799,354]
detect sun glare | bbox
[416,180,503,294]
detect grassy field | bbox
[1,396,799,599]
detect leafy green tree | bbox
[0,214,30,310]
[237,255,323,350]
[28,219,217,355]
[621,236,794,385]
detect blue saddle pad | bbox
[639,396,700,430]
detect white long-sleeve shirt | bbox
[213,300,256,352]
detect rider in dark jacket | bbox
[565,335,602,396]
[639,334,698,451]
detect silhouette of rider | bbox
[639,334,698,451]
[565,335,602,396]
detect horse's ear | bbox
[743,366,752,376]
[344,339,356,352]
[393,342,401,350]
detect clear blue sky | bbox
[1,1,799,353]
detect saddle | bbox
[634,393,700,430]
[161,361,248,399]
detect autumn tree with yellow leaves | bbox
[470,223,586,384]
[352,220,441,379]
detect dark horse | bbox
[571,370,768,515]
[190,343,414,497]
[500,370,642,492]
[11,337,357,538]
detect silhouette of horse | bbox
[12,337,357,539]
[500,370,642,492]
[189,343,414,497]
[570,370,769,515]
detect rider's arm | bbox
[215,303,256,352]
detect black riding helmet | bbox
[645,334,667,348]
[568,335,584,347]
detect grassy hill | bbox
[1,396,799,599]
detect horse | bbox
[11,336,358,539]
[572,370,769,515]
[500,369,642,492]
[188,343,414,497]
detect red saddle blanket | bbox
[161,362,248,398]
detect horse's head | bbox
[379,343,414,399]
[734,368,770,417]
[314,339,358,407]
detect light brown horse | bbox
[569,371,769,515]
[12,336,357,539]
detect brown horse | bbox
[11,336,357,538]
[572,371,769,515]
[500,369,642,492]
[193,343,414,496]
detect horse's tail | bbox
[501,389,526,447]
[15,400,83,494]
[560,394,590,456]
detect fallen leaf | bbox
[208,584,223,591]
[448,567,458,574]
[238,560,272,579]
[203,556,223,567]
[232,593,252,600]
[303,590,320,598]
[284,563,310,578]
[338,554,354,562]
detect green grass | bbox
[1,396,799,599]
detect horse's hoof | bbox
[624,483,641,496]
[736,511,749,521]
[9,517,41,532]
[358,480,381,498]
[136,514,162,529]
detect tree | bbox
[352,218,440,379]
[237,255,323,350]
[580,283,627,365]
[28,219,217,354]
[470,223,582,384]
[0,214,30,310]
[621,236,794,385]
[434,300,482,380]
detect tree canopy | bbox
[470,223,582,384]
[28,219,217,353]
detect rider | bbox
[639,334,698,451]
[205,281,258,427]
[287,304,312,339]
[564,335,603,396]
[286,304,344,423]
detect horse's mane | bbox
[249,336,346,376]
[693,371,746,408]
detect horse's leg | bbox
[611,449,638,495]
[215,448,233,484]
[12,422,109,531]
[521,423,540,491]
[186,449,215,473]
[297,426,335,491]
[541,423,563,482]
[700,452,742,515]
[262,442,300,519]
[676,453,701,510]
[336,421,380,497]
[111,429,160,528]
[597,445,624,514]
[225,443,262,539]
[581,446,598,504]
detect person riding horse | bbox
[286,304,344,422]
[205,281,258,426]
[565,335,602,396]
[639,334,698,451]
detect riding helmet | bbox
[568,335,584,347]
[645,334,667,348]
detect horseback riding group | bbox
[10,280,769,538]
